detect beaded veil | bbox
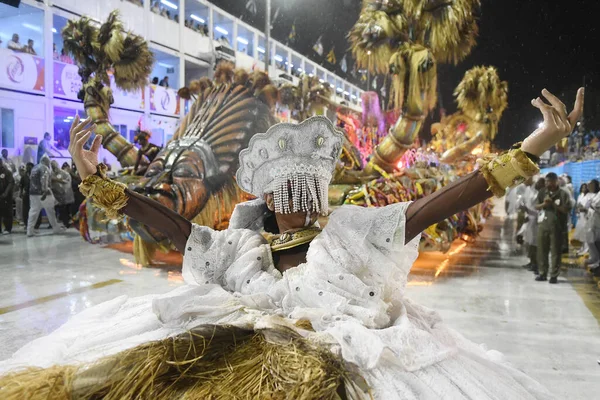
[237,116,344,215]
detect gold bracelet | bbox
[78,163,128,219]
[477,148,540,197]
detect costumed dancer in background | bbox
[0,89,583,399]
[133,130,161,175]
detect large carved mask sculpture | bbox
[129,67,276,243]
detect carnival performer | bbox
[133,130,161,175]
[0,89,583,399]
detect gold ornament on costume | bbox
[78,164,128,219]
[266,227,323,252]
[477,147,540,198]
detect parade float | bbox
[66,1,505,265]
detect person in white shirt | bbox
[505,183,526,219]
[7,34,23,52]
[519,177,544,273]
[585,179,600,269]
[573,183,593,254]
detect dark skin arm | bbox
[122,188,191,254]
[69,89,583,257]
[404,171,491,243]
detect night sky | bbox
[212,0,600,149]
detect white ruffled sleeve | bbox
[181,223,280,293]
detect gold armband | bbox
[78,163,128,219]
[477,147,540,197]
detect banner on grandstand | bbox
[0,49,44,93]
[53,61,81,100]
[149,84,180,115]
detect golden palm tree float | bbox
[349,0,480,172]
[62,10,154,167]
[432,66,509,163]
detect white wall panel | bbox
[149,13,180,50]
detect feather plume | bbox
[214,62,235,84]
[256,84,279,109]
[233,69,249,87]
[248,71,271,93]
[177,87,192,100]
[113,33,154,91]
[97,10,124,63]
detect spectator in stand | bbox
[60,48,74,64]
[159,76,169,88]
[174,14,179,23]
[7,34,23,52]
[37,132,62,163]
[151,1,160,13]
[0,159,15,235]
[53,43,60,60]
[19,163,33,228]
[27,156,63,237]
[23,39,37,55]
[151,76,159,85]
[535,172,572,284]
[585,179,600,270]
[160,8,168,18]
[202,24,208,35]
[184,20,190,28]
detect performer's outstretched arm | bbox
[68,115,192,255]
[122,189,191,254]
[405,88,584,243]
[405,171,491,243]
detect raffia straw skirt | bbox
[0,324,364,400]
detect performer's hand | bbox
[521,88,584,156]
[68,115,100,180]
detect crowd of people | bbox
[0,142,84,237]
[1,33,38,55]
[0,31,77,65]
[151,1,179,22]
[542,129,600,166]
[184,19,209,35]
[508,171,600,282]
[151,76,170,87]
[0,128,160,236]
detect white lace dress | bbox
[0,201,553,399]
